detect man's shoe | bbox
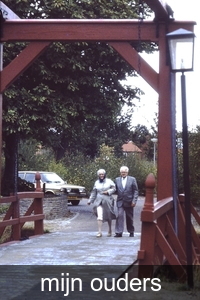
[129,233,134,237]
[114,233,122,237]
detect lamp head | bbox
[166,28,195,72]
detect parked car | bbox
[18,171,87,205]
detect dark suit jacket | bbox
[115,176,138,208]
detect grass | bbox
[154,264,200,292]
[0,204,9,214]
[0,225,12,244]
[0,224,50,244]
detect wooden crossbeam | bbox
[109,42,158,92]
[0,19,195,43]
[156,226,186,279]
[166,215,186,265]
[145,0,171,20]
[0,42,51,93]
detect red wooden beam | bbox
[0,19,195,95]
[0,18,196,205]
[0,19,195,42]
[145,0,171,20]
[0,218,19,227]
[20,214,44,223]
[0,19,158,42]
[109,42,158,92]
[0,195,16,203]
[141,197,174,222]
[17,191,44,199]
[0,42,51,93]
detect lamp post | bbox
[151,138,158,165]
[166,28,195,288]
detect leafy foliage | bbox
[2,0,154,156]
[131,124,155,159]
[18,139,53,171]
[177,127,200,205]
[17,142,156,195]
[188,127,200,204]
[2,0,155,195]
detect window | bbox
[25,173,36,183]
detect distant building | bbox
[122,141,142,158]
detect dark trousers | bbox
[115,205,134,234]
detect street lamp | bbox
[166,28,195,288]
[151,138,158,165]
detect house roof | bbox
[122,141,142,153]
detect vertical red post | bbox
[157,24,173,200]
[35,172,42,192]
[138,173,156,278]
[34,172,43,235]
[12,195,20,240]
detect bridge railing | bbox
[0,172,44,242]
[137,173,200,280]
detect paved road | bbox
[1,197,198,300]
[0,197,145,299]
[0,197,145,265]
[67,196,144,232]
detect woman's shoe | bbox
[96,232,102,237]
[107,232,112,237]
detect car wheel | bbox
[70,200,80,206]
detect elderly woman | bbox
[87,169,116,237]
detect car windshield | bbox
[41,173,65,184]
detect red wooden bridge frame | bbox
[0,172,44,241]
[0,0,198,279]
[137,174,200,280]
[0,1,196,202]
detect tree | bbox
[189,127,200,204]
[176,126,200,204]
[131,124,153,159]
[2,0,155,194]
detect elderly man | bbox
[114,166,138,237]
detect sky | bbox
[128,0,199,132]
